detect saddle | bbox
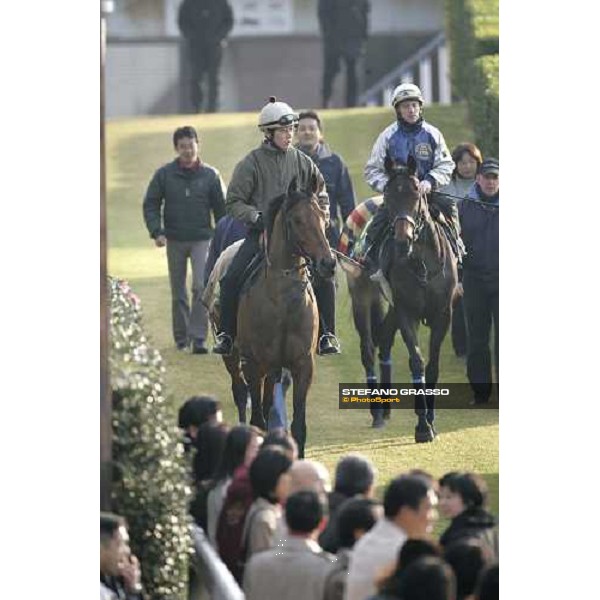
[239,251,267,295]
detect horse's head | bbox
[384,154,423,258]
[281,177,336,278]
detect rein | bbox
[391,189,427,243]
[266,199,312,279]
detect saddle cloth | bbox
[337,194,384,259]
[202,239,244,319]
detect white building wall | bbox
[105,0,445,117]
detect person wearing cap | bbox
[458,158,499,404]
[212,97,341,356]
[362,83,458,284]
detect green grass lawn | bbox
[107,104,498,526]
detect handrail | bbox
[359,31,446,105]
[190,524,245,600]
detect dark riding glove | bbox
[250,212,265,231]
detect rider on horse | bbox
[212,97,341,357]
[362,83,464,283]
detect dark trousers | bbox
[451,297,467,356]
[166,240,210,345]
[187,42,223,112]
[218,230,261,337]
[312,274,336,335]
[322,47,359,108]
[463,270,499,402]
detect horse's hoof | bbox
[372,416,386,429]
[383,411,391,420]
[415,424,435,443]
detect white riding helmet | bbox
[258,96,298,131]
[391,83,424,107]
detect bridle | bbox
[387,170,427,244]
[265,195,319,278]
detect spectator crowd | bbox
[101,395,499,600]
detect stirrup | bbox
[318,333,341,355]
[212,333,234,356]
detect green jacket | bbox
[143,159,227,242]
[225,142,329,225]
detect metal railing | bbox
[359,31,451,106]
[190,524,245,600]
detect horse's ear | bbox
[287,176,298,196]
[407,155,417,176]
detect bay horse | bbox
[384,155,458,442]
[236,180,335,458]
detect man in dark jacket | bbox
[101,513,145,600]
[318,0,370,108]
[178,0,234,113]
[458,158,499,404]
[295,110,356,247]
[143,126,226,353]
[212,97,341,357]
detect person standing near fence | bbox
[458,158,499,404]
[318,0,370,108]
[143,126,226,353]
[178,0,234,113]
[440,143,483,359]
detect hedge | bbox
[446,0,499,99]
[109,277,191,600]
[470,54,499,158]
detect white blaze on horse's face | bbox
[397,100,421,124]
[272,126,295,150]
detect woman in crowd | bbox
[438,472,498,559]
[206,425,262,546]
[189,421,230,530]
[243,446,294,557]
[439,143,483,359]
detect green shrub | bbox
[109,277,191,600]
[470,54,499,158]
[446,0,499,99]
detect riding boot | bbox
[362,206,390,273]
[314,276,341,355]
[213,231,260,355]
[212,280,236,355]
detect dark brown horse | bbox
[236,182,335,458]
[383,155,458,442]
[344,250,397,428]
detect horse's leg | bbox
[224,354,248,423]
[377,306,396,421]
[268,369,289,430]
[262,372,276,430]
[395,309,433,443]
[243,360,267,431]
[290,357,314,459]
[350,287,381,427]
[351,294,376,384]
[425,310,452,435]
